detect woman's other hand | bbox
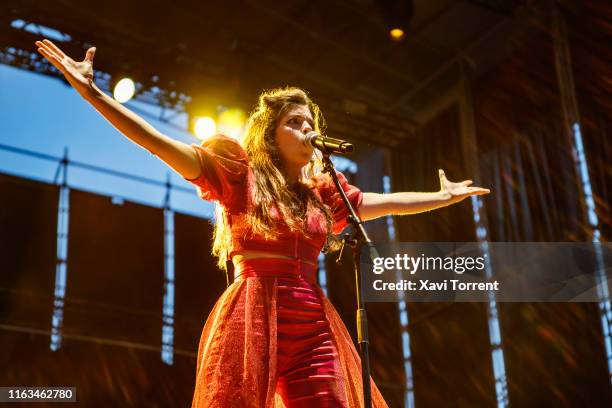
[35,39,96,97]
[438,169,491,203]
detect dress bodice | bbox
[184,134,363,265]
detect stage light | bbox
[217,108,246,140]
[113,77,135,103]
[376,0,413,42]
[389,28,405,41]
[194,116,217,140]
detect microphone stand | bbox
[320,152,377,408]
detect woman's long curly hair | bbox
[212,87,335,270]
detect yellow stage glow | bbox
[389,28,405,41]
[113,78,135,103]
[217,108,246,140]
[194,116,217,140]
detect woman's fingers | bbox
[35,39,94,93]
[462,180,473,186]
[35,40,54,56]
[468,187,490,195]
[42,39,66,59]
[35,40,63,62]
[37,47,64,72]
[85,47,96,63]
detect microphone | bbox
[303,131,354,155]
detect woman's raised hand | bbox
[438,169,491,203]
[35,39,96,96]
[33,38,201,180]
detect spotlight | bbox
[389,28,405,41]
[217,108,246,140]
[113,77,135,103]
[193,117,217,140]
[376,0,413,42]
[188,98,245,140]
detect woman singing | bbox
[35,39,490,407]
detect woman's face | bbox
[275,104,315,170]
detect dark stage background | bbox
[1,0,611,407]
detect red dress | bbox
[186,134,389,408]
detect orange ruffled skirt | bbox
[191,258,389,408]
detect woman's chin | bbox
[294,156,312,168]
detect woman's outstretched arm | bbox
[359,169,490,221]
[35,39,201,180]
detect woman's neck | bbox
[283,165,302,185]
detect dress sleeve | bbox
[184,134,249,211]
[315,171,364,234]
